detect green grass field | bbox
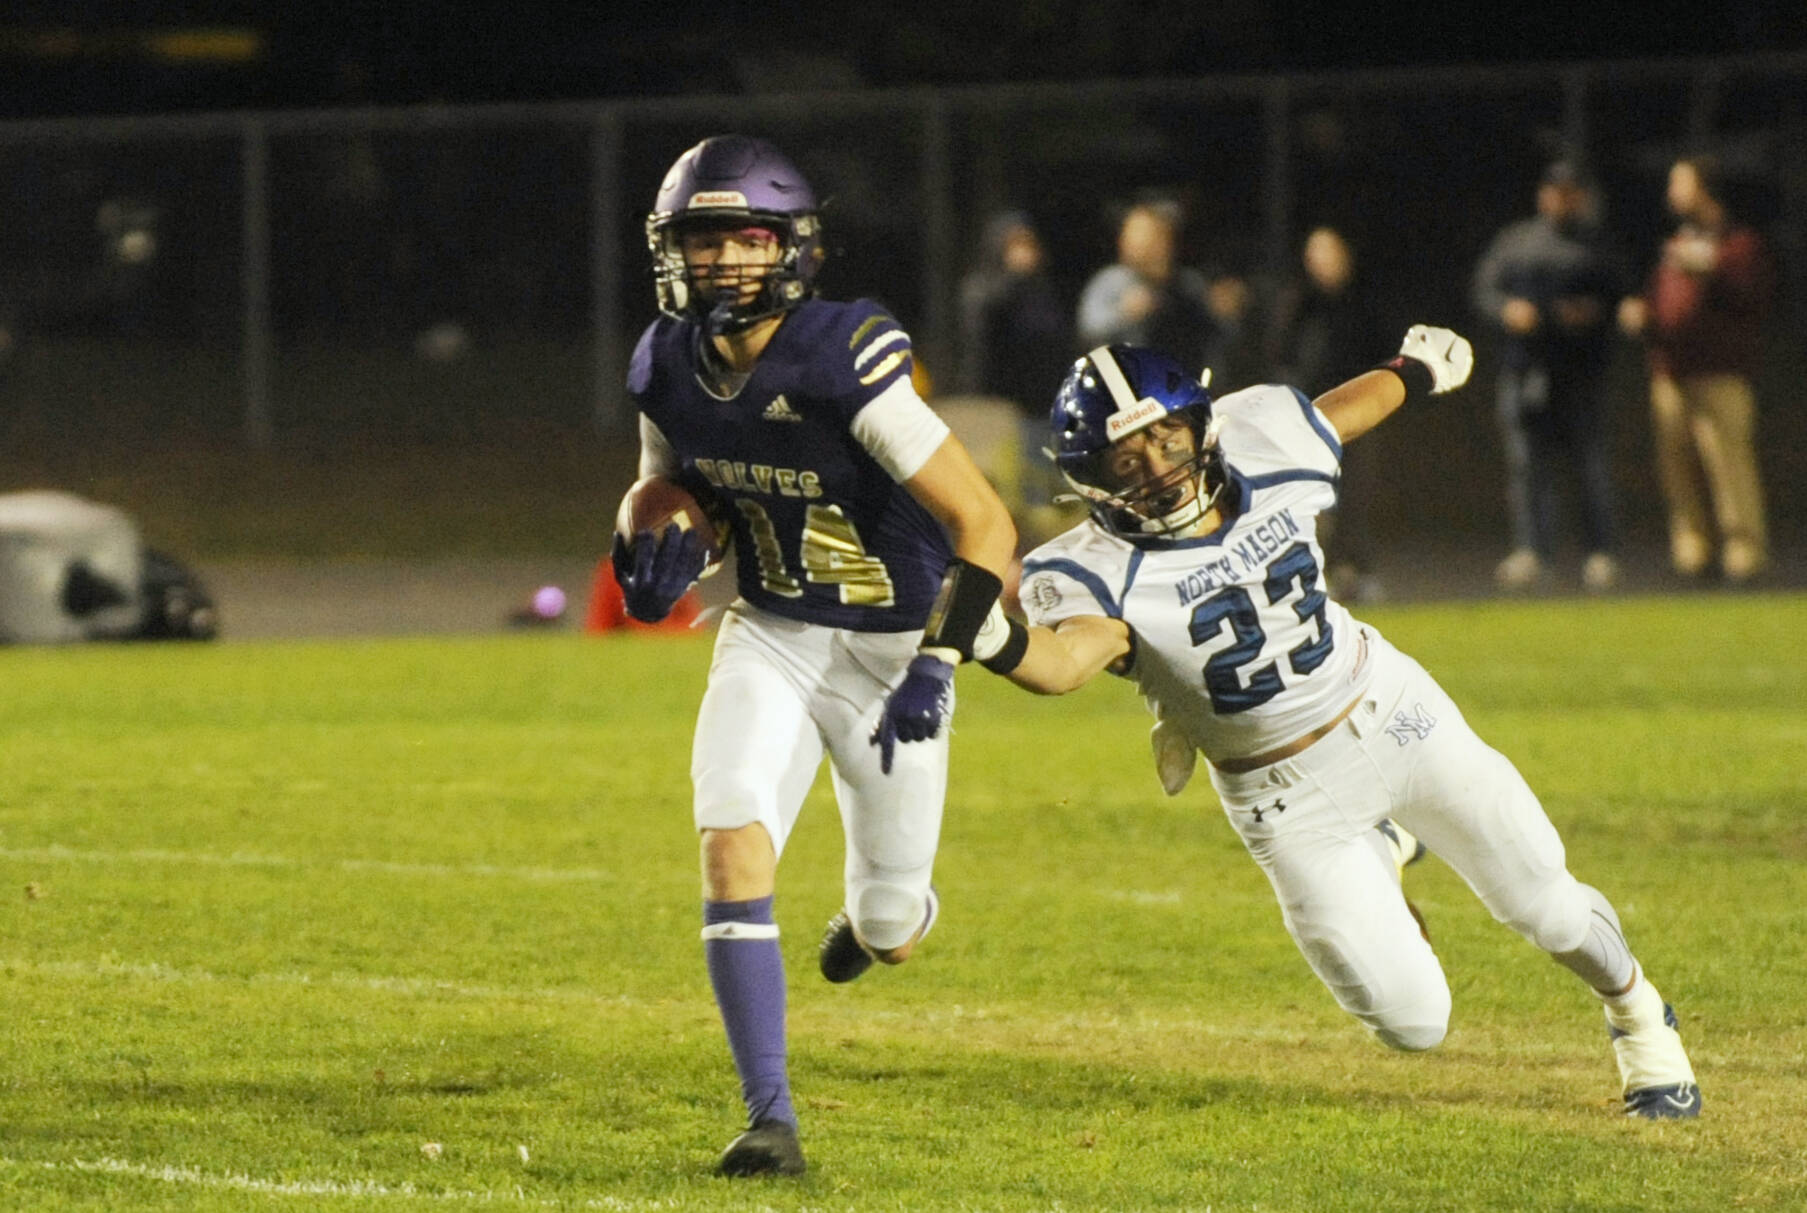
[2,593,1804,1211]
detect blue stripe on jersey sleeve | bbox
[1289,386,1343,463]
[1020,556,1123,619]
[1241,469,1337,490]
[1122,547,1146,600]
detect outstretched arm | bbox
[1315,324,1473,444]
[1313,369,1408,445]
[1001,614,1134,695]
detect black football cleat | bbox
[818,909,874,984]
[717,1118,806,1177]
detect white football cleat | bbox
[1376,819,1428,877]
[1605,976,1701,1119]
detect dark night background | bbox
[3,1,1804,119]
[0,1,1802,586]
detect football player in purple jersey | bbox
[943,330,1699,1121]
[615,135,1019,1175]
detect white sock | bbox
[1601,966,1664,1030]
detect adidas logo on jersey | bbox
[762,395,802,422]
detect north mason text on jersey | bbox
[629,298,953,633]
[1174,507,1303,606]
[1024,492,1363,759]
[1021,385,1367,760]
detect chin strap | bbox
[704,297,740,337]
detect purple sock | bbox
[703,896,796,1128]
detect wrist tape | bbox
[976,616,1029,675]
[922,558,1004,662]
[1376,354,1436,402]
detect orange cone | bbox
[585,558,702,633]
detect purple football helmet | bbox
[646,135,825,336]
[1050,344,1225,538]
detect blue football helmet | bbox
[646,135,825,336]
[1050,344,1225,538]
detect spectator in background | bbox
[1619,156,1774,584]
[1264,226,1389,601]
[1078,199,1237,376]
[1472,160,1628,593]
[957,211,1073,531]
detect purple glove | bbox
[870,653,956,775]
[611,523,707,623]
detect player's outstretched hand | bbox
[612,523,708,623]
[1399,324,1474,394]
[870,653,956,775]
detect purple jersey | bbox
[630,298,953,632]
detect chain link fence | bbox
[0,52,1801,554]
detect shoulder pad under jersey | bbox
[1214,383,1342,482]
[784,298,916,401]
[627,317,682,397]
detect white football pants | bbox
[1207,626,1594,1050]
[692,601,947,950]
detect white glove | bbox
[1398,324,1474,394]
[1150,717,1197,797]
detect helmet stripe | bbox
[1086,345,1140,412]
[1088,346,1169,442]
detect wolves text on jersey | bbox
[1174,507,1303,606]
[693,457,825,500]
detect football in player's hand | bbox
[614,475,724,563]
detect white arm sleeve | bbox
[638,415,680,479]
[849,377,953,483]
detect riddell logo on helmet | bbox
[690,191,750,208]
[1105,398,1167,441]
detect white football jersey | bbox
[1021,384,1372,762]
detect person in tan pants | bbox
[1620,156,1774,582]
[1644,372,1767,579]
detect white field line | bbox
[2,846,1196,911]
[0,844,609,884]
[4,1155,692,1209]
[2,953,1310,1043]
[2,956,638,1007]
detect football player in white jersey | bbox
[950,328,1699,1119]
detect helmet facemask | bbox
[648,209,821,337]
[1062,407,1226,538]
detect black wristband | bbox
[977,618,1029,675]
[922,558,1004,661]
[1376,354,1436,402]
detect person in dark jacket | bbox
[1265,226,1390,601]
[957,211,1074,527]
[1472,160,1628,592]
